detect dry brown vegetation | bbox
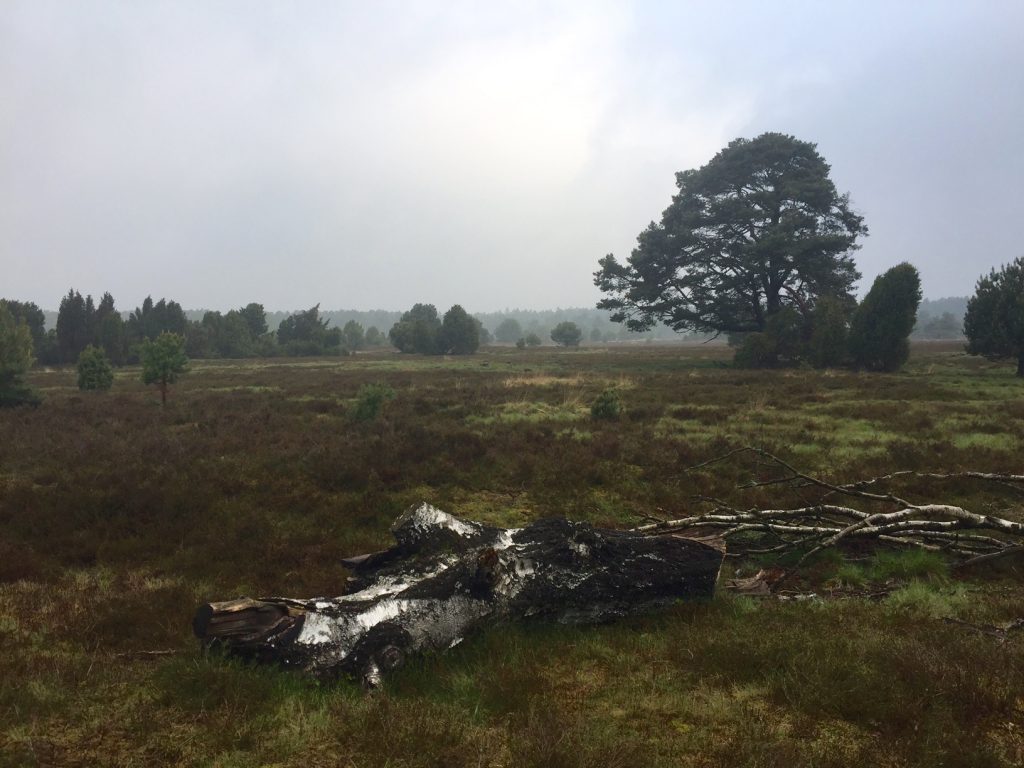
[1,341,1022,766]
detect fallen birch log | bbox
[635,447,1024,567]
[194,503,724,685]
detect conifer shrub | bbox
[77,345,114,391]
[848,263,922,371]
[807,295,852,368]
[352,382,396,422]
[590,389,621,421]
[0,302,38,406]
[733,308,805,368]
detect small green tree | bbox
[440,305,479,355]
[389,304,442,354]
[964,256,1024,376]
[126,296,188,349]
[93,292,125,365]
[524,333,542,347]
[475,320,492,346]
[77,345,114,391]
[0,304,37,407]
[591,389,621,420]
[56,288,93,363]
[239,302,268,338]
[185,320,215,359]
[342,320,365,352]
[140,332,188,405]
[276,305,340,355]
[550,321,582,347]
[495,318,522,343]
[365,326,385,347]
[216,310,256,358]
[848,263,922,372]
[1,299,47,354]
[351,382,396,422]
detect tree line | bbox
[3,131,1022,410]
[3,292,659,373]
[0,294,396,367]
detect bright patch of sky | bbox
[2,0,1021,311]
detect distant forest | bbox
[912,297,967,339]
[39,306,685,343]
[39,299,966,342]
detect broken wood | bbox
[635,447,1024,567]
[194,503,724,684]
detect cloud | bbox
[2,1,1022,310]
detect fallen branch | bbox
[942,616,1024,643]
[194,452,1022,682]
[639,448,1024,569]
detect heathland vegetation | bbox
[0,343,1022,766]
[1,132,1022,766]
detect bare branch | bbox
[648,446,1024,572]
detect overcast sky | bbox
[2,1,1022,312]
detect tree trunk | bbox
[160,381,167,405]
[194,503,724,685]
[1017,353,1023,377]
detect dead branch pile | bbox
[633,447,1024,569]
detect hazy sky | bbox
[2,1,1022,312]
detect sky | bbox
[2,0,1022,312]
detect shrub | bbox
[77,345,114,391]
[389,304,442,354]
[848,263,922,371]
[495,318,522,343]
[590,389,621,421]
[351,383,396,422]
[732,308,805,368]
[524,333,542,347]
[0,303,38,406]
[439,305,479,355]
[807,295,852,368]
[550,321,582,347]
[733,332,775,368]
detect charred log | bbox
[194,503,724,684]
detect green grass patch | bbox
[467,399,588,424]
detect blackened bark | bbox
[194,503,724,684]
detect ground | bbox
[1,341,1021,767]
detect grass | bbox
[0,341,1022,766]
